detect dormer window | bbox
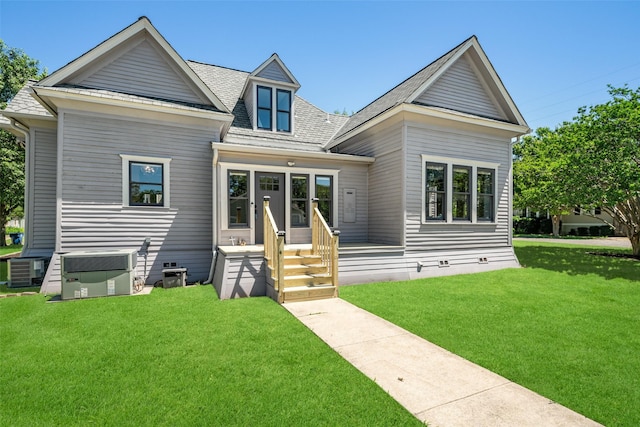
[257,86,272,130]
[255,85,292,133]
[276,89,291,132]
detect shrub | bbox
[5,226,24,234]
[577,227,589,236]
[589,226,601,237]
[600,225,615,237]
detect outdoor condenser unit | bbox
[61,249,138,300]
[8,257,48,288]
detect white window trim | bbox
[421,154,499,224]
[120,154,172,208]
[252,82,295,134]
[219,162,338,244]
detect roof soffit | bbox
[36,17,230,114]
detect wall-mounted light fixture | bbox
[287,161,295,167]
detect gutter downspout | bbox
[204,146,219,284]
[8,119,29,255]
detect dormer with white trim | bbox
[241,54,301,134]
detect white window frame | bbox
[120,154,172,208]
[421,154,499,224]
[219,162,338,244]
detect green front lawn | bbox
[341,240,640,427]
[0,286,420,426]
[0,244,22,257]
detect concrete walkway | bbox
[514,236,631,248]
[284,298,602,427]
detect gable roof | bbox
[189,60,348,151]
[250,53,300,87]
[36,16,230,114]
[330,36,528,146]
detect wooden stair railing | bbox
[263,196,285,303]
[263,197,340,303]
[311,198,340,296]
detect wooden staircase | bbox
[263,197,339,304]
[280,247,337,302]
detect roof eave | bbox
[328,103,530,148]
[211,142,375,164]
[33,86,234,123]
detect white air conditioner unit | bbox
[61,249,138,300]
[8,257,48,288]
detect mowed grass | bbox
[0,286,420,426]
[340,240,640,427]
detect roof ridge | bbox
[187,59,250,75]
[350,35,475,117]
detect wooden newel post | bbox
[263,196,271,256]
[276,230,286,303]
[311,198,319,254]
[331,230,340,296]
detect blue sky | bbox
[1,1,639,132]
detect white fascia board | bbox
[211,142,375,164]
[328,103,530,149]
[33,86,234,123]
[250,53,301,87]
[406,38,475,104]
[36,17,230,114]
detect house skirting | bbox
[212,244,519,300]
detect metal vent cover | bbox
[62,250,137,273]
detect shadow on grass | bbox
[515,244,639,281]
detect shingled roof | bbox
[332,37,473,142]
[189,60,349,151]
[3,80,52,118]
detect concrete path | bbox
[284,298,602,427]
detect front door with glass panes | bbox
[255,172,285,244]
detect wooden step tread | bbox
[283,284,335,292]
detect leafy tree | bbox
[0,39,46,245]
[564,86,640,255]
[515,86,640,253]
[513,127,575,237]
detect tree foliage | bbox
[513,127,575,236]
[0,39,46,245]
[514,86,640,253]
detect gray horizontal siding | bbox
[57,112,216,287]
[256,61,292,83]
[336,163,368,242]
[405,123,511,251]
[415,54,505,121]
[79,39,205,105]
[31,128,57,249]
[212,251,266,299]
[339,246,518,285]
[335,121,404,245]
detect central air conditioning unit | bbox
[61,249,138,300]
[8,257,48,288]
